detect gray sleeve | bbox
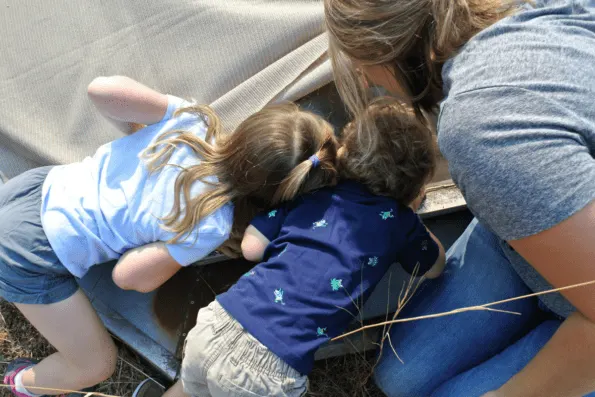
[438,86,595,241]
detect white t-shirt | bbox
[41,96,233,278]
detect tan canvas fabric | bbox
[0,0,330,177]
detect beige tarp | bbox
[0,0,331,177]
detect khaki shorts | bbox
[181,301,308,397]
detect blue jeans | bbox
[374,218,575,396]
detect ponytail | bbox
[273,161,313,204]
[272,134,339,204]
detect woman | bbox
[325,0,595,396]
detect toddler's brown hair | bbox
[339,98,437,206]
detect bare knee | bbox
[75,341,118,385]
[94,348,118,383]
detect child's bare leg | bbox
[164,380,190,397]
[15,289,117,395]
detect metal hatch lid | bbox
[419,180,467,219]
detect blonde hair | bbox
[144,103,339,257]
[340,98,437,205]
[325,0,523,117]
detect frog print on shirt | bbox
[312,219,328,229]
[380,209,394,220]
[330,278,343,291]
[268,210,278,218]
[274,288,285,305]
[367,256,379,267]
[243,270,256,278]
[317,327,328,337]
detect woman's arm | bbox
[486,199,595,397]
[87,76,169,134]
[438,85,595,396]
[112,242,182,293]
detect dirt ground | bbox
[0,300,385,397]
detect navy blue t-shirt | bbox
[217,181,439,374]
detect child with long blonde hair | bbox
[1,76,338,397]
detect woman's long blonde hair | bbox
[325,0,523,118]
[144,103,339,257]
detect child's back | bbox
[42,96,231,277]
[218,178,438,374]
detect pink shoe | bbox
[3,358,39,397]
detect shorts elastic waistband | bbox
[210,301,300,380]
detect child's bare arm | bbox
[112,242,182,293]
[87,76,169,134]
[241,225,270,262]
[424,230,446,279]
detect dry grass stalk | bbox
[333,279,595,342]
[317,263,425,396]
[376,264,423,363]
[307,349,385,397]
[357,264,424,389]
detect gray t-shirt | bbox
[438,0,595,317]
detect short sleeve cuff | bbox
[160,95,188,123]
[250,210,281,242]
[165,243,204,267]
